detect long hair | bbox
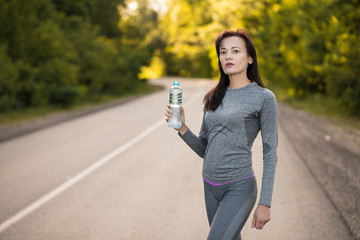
[203,28,264,111]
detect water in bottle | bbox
[168,81,183,129]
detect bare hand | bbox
[165,104,187,135]
[251,205,271,230]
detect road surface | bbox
[0,78,353,239]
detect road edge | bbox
[278,102,359,240]
[0,85,164,143]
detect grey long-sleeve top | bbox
[180,82,278,207]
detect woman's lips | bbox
[225,63,234,67]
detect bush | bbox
[0,45,19,111]
[50,85,88,107]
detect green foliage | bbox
[241,0,360,116]
[92,0,124,37]
[322,0,360,115]
[1,0,359,117]
[50,85,87,107]
[159,0,217,77]
[156,0,359,116]
[0,0,156,113]
[52,0,124,37]
[52,0,95,19]
[0,45,19,111]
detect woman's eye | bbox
[233,50,240,53]
[220,51,226,55]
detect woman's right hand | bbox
[165,104,188,135]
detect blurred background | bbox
[0,0,360,239]
[0,0,359,124]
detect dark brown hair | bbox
[203,28,264,111]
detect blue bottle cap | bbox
[173,81,179,86]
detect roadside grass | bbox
[272,88,360,131]
[0,82,163,126]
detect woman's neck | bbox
[228,74,251,89]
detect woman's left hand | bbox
[251,205,271,229]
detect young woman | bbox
[165,28,278,240]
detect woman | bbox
[165,28,278,240]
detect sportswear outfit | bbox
[179,82,278,240]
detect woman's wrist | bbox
[258,204,270,209]
[178,124,188,135]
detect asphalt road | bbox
[0,78,353,240]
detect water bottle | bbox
[168,81,183,129]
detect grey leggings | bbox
[204,177,257,240]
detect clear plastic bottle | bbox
[168,81,183,129]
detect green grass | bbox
[0,82,163,126]
[274,89,360,130]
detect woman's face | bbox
[219,36,253,77]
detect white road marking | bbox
[0,90,203,233]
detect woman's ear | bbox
[248,57,254,64]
